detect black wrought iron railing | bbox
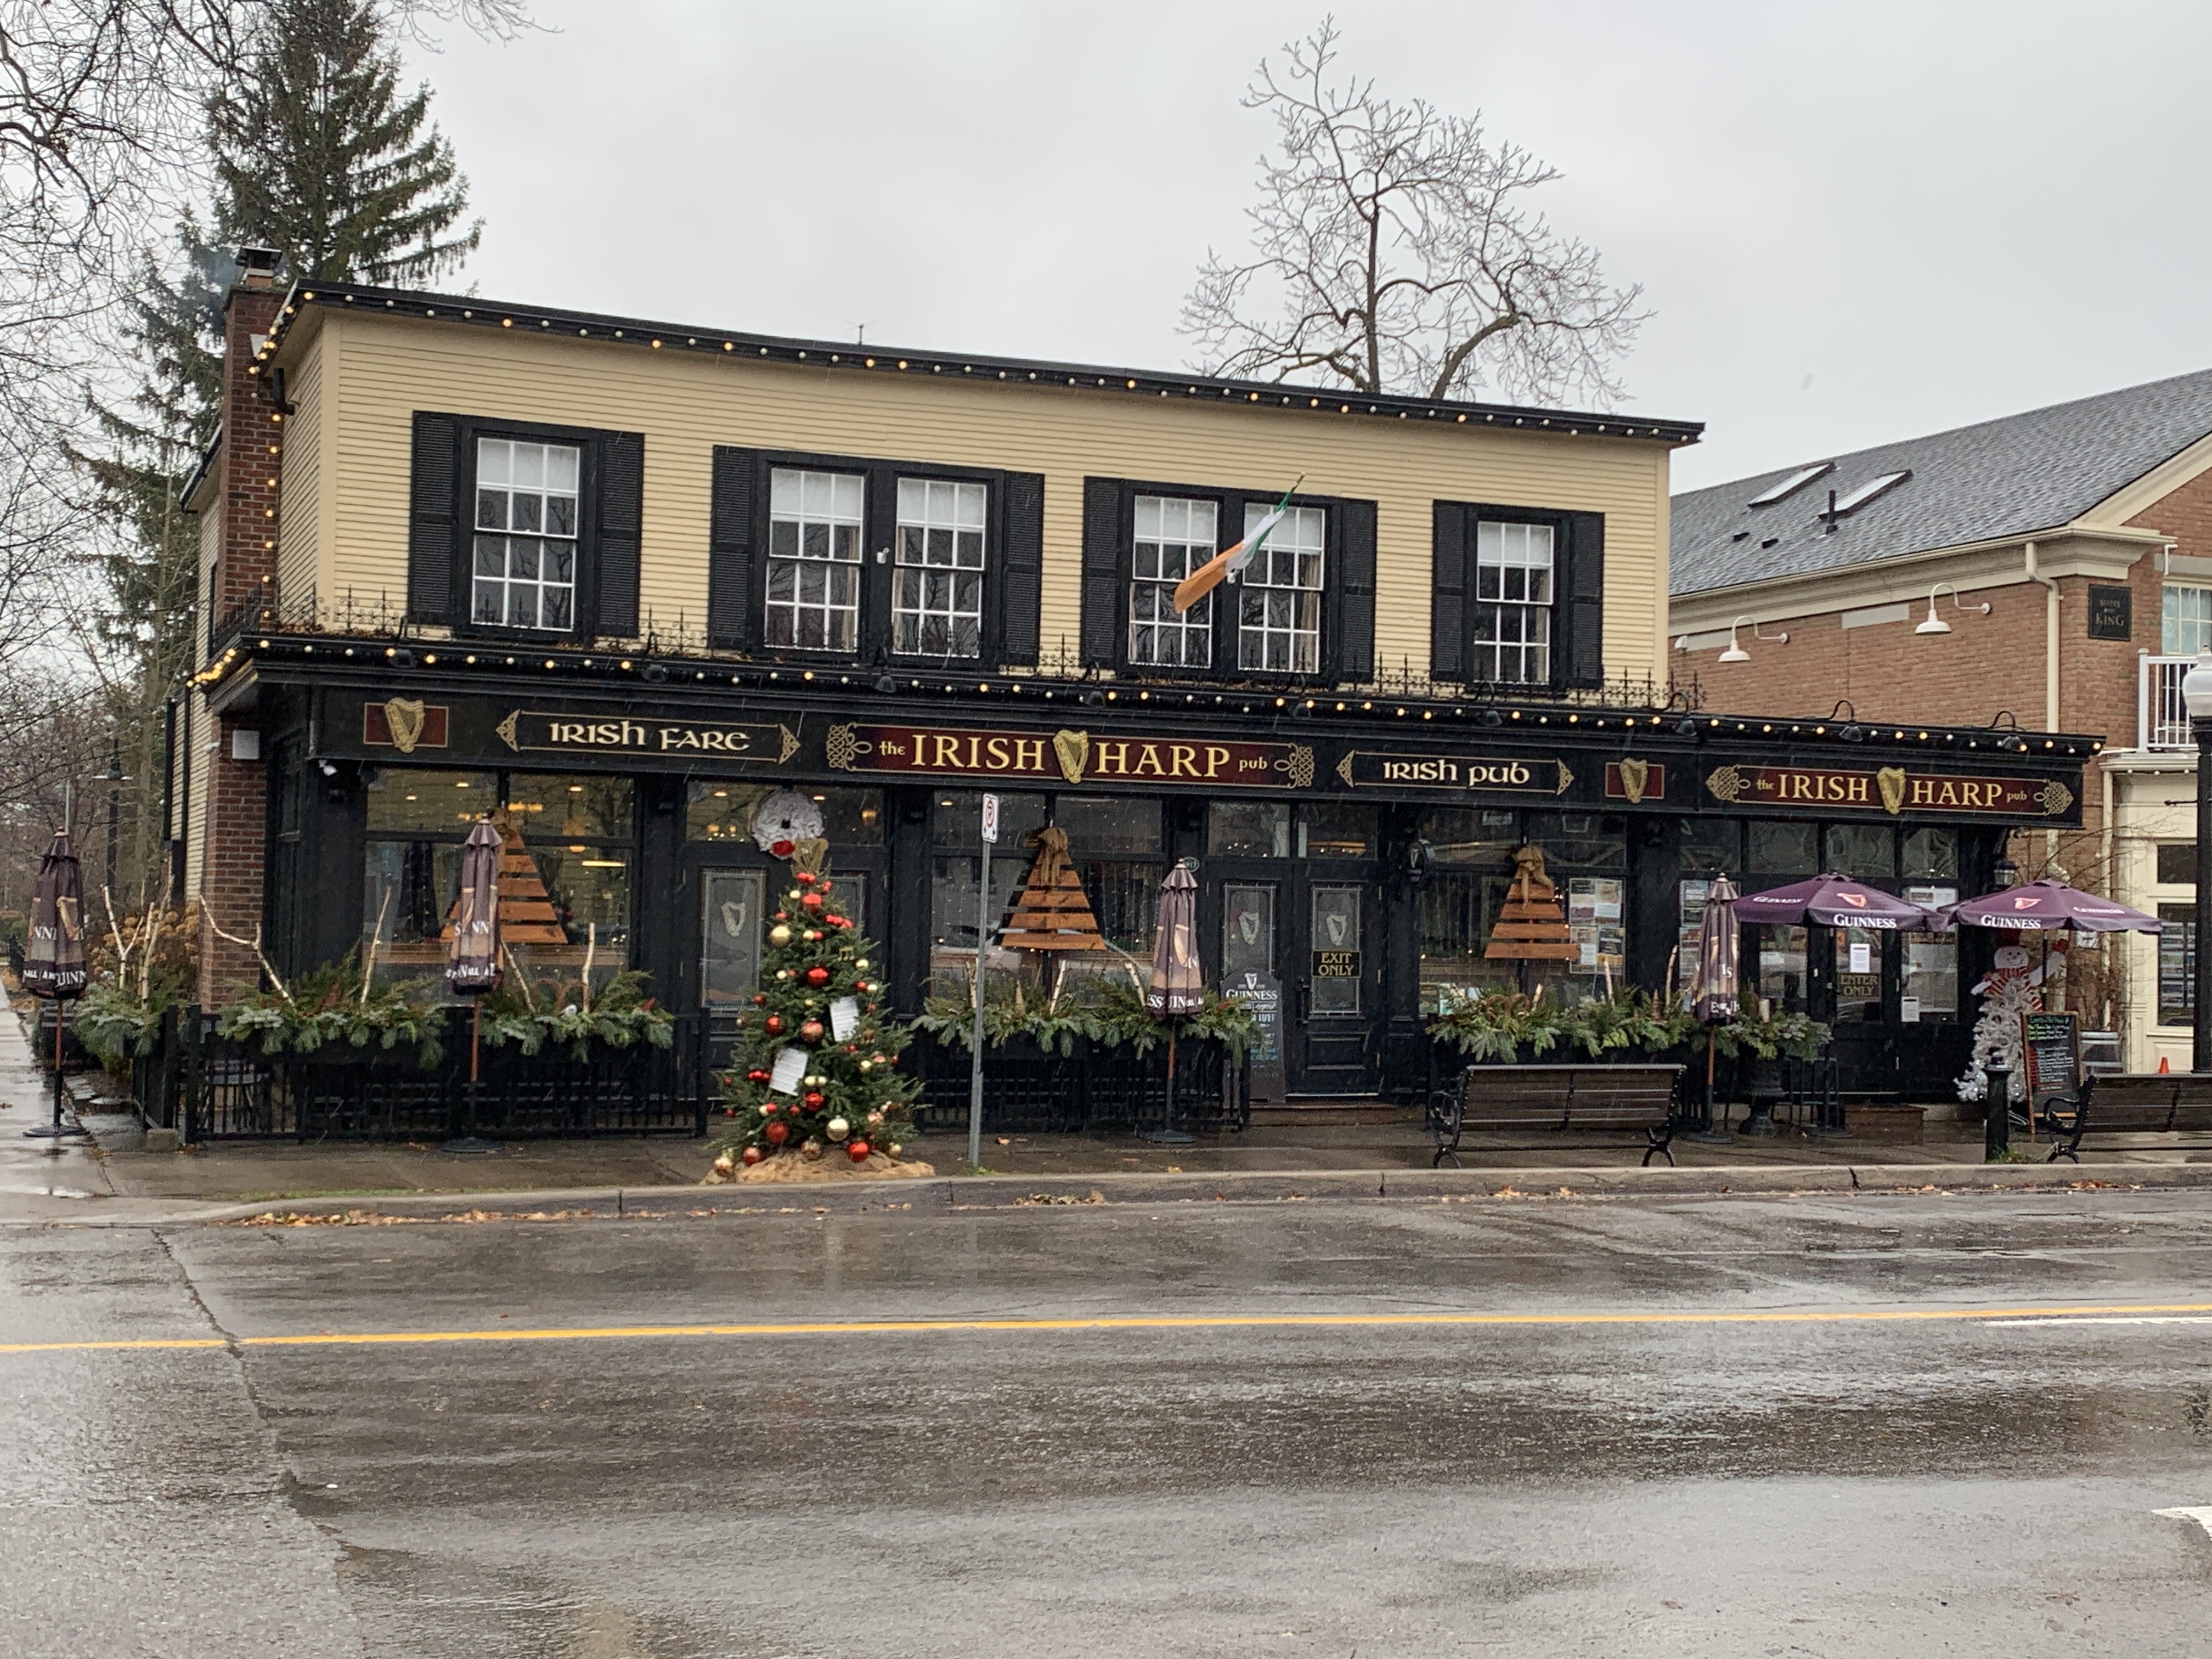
[902,1034,1246,1137]
[132,1006,710,1142]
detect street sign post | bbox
[969,794,998,1170]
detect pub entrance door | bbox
[1210,866,1384,1096]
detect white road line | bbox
[1985,1316,2212,1327]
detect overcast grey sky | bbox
[400,1,2212,492]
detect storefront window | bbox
[1834,925,1884,1020]
[1903,827,1958,881]
[932,791,1048,850]
[1420,808,1520,868]
[1054,795,1163,854]
[2160,904,2196,1026]
[502,774,633,839]
[929,792,1047,986]
[1681,819,1741,875]
[364,768,495,833]
[1757,926,1809,1014]
[1300,804,1374,859]
[2157,844,2197,887]
[1414,810,1520,1010]
[1901,883,1959,1022]
[1825,824,1897,881]
[1750,820,1816,878]
[1210,802,1291,857]
[685,783,883,844]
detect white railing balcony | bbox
[2140,652,2197,750]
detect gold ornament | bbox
[825,1116,850,1141]
[866,1110,884,1127]
[768,924,792,947]
[712,1152,735,1175]
[887,1143,904,1158]
[854,958,870,970]
[801,1137,824,1160]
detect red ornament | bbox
[805,965,831,987]
[800,891,824,912]
[804,1090,825,1109]
[741,1146,764,1166]
[845,1043,857,1054]
[800,1020,825,1043]
[826,915,848,928]
[847,1139,871,1163]
[746,1068,771,1084]
[764,1014,785,1035]
[770,838,794,857]
[752,992,767,1006]
[796,871,816,887]
[761,1101,779,1115]
[764,1120,790,1146]
[855,980,873,994]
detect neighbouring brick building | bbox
[1670,370,2212,1069]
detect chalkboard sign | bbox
[1228,969,1286,1103]
[2021,1011,2080,1107]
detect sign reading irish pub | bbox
[1705,763,2076,819]
[828,724,1316,789]
[1333,749,1572,795]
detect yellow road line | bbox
[6,1301,2212,1355]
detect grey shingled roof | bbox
[1671,367,2212,596]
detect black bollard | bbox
[1983,1064,2012,1161]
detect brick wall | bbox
[196,278,285,1005]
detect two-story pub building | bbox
[176,252,2096,1105]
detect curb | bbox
[167,1158,2212,1224]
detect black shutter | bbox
[1333,499,1378,683]
[1000,471,1045,666]
[595,430,645,638]
[1080,478,1122,668]
[407,412,461,622]
[707,447,757,649]
[1431,501,1469,681]
[1563,510,1605,689]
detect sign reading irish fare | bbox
[827,723,1315,788]
[495,709,798,762]
[1706,763,2076,819]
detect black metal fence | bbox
[905,1034,1245,1137]
[131,1006,712,1142]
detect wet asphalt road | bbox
[7,1190,2212,1657]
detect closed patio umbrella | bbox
[1145,861,1201,1144]
[444,816,504,1152]
[1689,874,1740,1136]
[20,830,86,1141]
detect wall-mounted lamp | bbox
[1717,614,1789,664]
[1915,583,1993,635]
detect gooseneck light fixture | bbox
[1716,614,1790,664]
[1915,583,1993,636]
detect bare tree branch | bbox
[1181,16,1648,408]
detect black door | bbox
[1208,863,1383,1096]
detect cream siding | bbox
[181,690,207,900]
[274,331,325,608]
[295,313,1674,683]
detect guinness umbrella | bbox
[1144,861,1202,1144]
[21,830,87,1140]
[1733,872,1940,930]
[444,817,504,1151]
[1947,878,2162,934]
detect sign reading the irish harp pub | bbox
[1705,763,2076,820]
[827,724,1316,789]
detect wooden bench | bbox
[1428,1063,1687,1169]
[2038,1073,2212,1163]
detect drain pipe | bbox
[2025,541,2062,874]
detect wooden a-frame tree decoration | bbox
[1484,843,1578,962]
[999,826,1106,960]
[443,822,568,946]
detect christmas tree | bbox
[1484,844,1578,961]
[1000,827,1106,957]
[712,865,922,1172]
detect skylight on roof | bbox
[1747,461,1833,507]
[1827,470,1912,516]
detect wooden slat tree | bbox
[1483,843,1578,962]
[999,826,1106,955]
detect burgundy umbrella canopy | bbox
[445,817,504,995]
[20,830,86,1001]
[1146,861,1203,1015]
[1692,874,1741,1024]
[1733,873,1940,931]
[1947,878,2162,934]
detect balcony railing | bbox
[2140,652,2198,751]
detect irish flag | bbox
[1172,478,1304,614]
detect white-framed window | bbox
[1472,520,1554,684]
[1238,503,1324,673]
[766,468,864,650]
[2164,584,2212,655]
[472,438,579,631]
[1129,495,1218,667]
[894,477,986,657]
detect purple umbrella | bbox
[1948,878,2162,934]
[1733,873,1939,931]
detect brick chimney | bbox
[196,247,287,1005]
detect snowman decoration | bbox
[1956,939,2066,1105]
[750,789,825,859]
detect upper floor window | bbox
[1129,495,1218,668]
[766,468,864,651]
[895,478,986,657]
[2165,584,2212,655]
[1239,503,1324,673]
[1472,519,1554,684]
[473,438,579,631]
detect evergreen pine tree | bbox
[715,868,922,1172]
[208,0,481,285]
